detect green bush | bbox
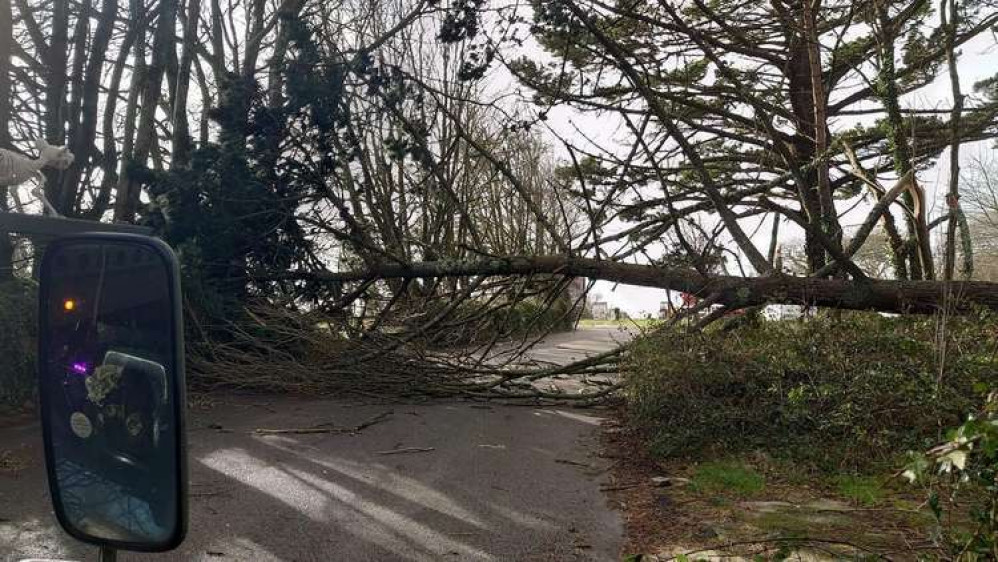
[904,392,998,557]
[623,312,998,472]
[0,279,37,409]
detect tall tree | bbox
[114,0,178,221]
[0,0,13,278]
[505,0,998,280]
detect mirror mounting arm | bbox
[98,547,116,562]
[0,212,152,238]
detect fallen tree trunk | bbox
[263,256,998,314]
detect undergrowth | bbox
[690,461,766,497]
[622,311,998,559]
[0,279,37,410]
[834,474,885,506]
[622,311,998,473]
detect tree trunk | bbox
[42,0,69,213]
[942,0,969,280]
[84,22,141,219]
[114,0,178,222]
[60,0,91,215]
[265,255,998,315]
[875,3,934,280]
[171,0,200,168]
[801,0,842,264]
[64,0,118,215]
[0,0,13,278]
[112,0,147,220]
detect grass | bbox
[752,511,816,536]
[577,317,659,328]
[835,475,885,506]
[690,461,766,497]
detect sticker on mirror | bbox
[70,412,93,439]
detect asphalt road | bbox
[1,328,630,562]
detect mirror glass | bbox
[38,236,185,551]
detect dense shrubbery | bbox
[0,280,37,409]
[904,392,998,558]
[623,312,998,472]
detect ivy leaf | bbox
[928,491,942,520]
[941,449,969,472]
[903,451,929,482]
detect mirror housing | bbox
[37,233,187,552]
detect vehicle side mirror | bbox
[37,234,187,552]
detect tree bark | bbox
[85,19,139,220]
[801,0,842,264]
[112,0,147,220]
[64,0,118,215]
[264,255,998,315]
[0,0,13,278]
[42,0,70,212]
[171,0,200,168]
[60,0,92,215]
[114,0,178,222]
[874,2,934,280]
[942,0,970,280]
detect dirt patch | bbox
[187,392,221,411]
[0,446,32,473]
[601,410,940,560]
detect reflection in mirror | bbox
[39,239,184,550]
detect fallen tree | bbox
[185,302,622,404]
[266,255,998,315]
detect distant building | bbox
[658,301,670,319]
[764,304,805,320]
[590,300,610,320]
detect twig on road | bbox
[555,458,593,468]
[353,411,394,431]
[206,423,233,433]
[254,427,341,435]
[375,446,436,455]
[255,411,393,436]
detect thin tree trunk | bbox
[60,0,90,215]
[874,2,934,280]
[209,0,226,78]
[768,213,780,268]
[113,0,147,220]
[42,0,69,213]
[802,0,842,267]
[66,0,118,216]
[0,0,13,278]
[114,0,178,222]
[942,0,969,280]
[172,0,200,168]
[192,56,211,147]
[85,18,141,220]
[266,0,306,108]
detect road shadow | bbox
[2,396,622,561]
